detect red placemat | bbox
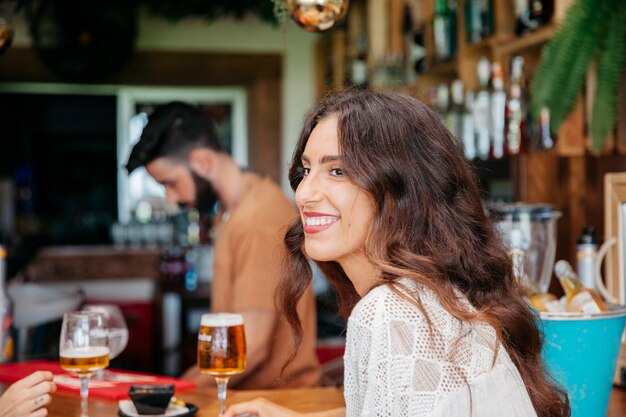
[0,360,196,401]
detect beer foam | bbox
[201,313,244,327]
[60,346,110,358]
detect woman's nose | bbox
[296,170,321,205]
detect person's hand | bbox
[0,371,57,417]
[221,398,303,417]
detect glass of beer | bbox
[59,311,110,417]
[197,313,246,415]
[82,304,128,380]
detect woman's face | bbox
[295,116,376,271]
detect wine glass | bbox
[82,304,129,379]
[197,313,247,415]
[59,311,109,417]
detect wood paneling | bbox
[0,48,283,183]
[518,152,626,296]
[24,245,161,282]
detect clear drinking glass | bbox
[59,311,110,417]
[197,313,247,415]
[82,304,129,380]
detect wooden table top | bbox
[47,386,345,416]
[40,384,626,417]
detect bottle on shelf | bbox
[554,259,607,313]
[434,83,450,121]
[464,0,494,43]
[538,106,554,150]
[506,56,526,155]
[576,226,599,291]
[490,62,506,159]
[0,245,14,363]
[515,0,555,36]
[514,0,531,35]
[433,0,456,61]
[529,0,554,30]
[462,91,476,160]
[350,33,369,88]
[445,79,464,146]
[402,3,417,86]
[474,57,491,160]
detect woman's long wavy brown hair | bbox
[278,89,569,416]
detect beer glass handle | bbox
[594,237,619,304]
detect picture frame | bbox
[603,172,626,304]
[603,172,626,386]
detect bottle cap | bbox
[576,226,598,245]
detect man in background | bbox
[126,102,320,389]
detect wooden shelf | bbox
[462,37,494,56]
[425,58,458,76]
[494,25,556,57]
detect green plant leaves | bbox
[530,0,625,153]
[590,3,626,153]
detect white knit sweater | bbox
[343,280,538,417]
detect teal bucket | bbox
[540,305,626,417]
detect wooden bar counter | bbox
[46,386,344,416]
[38,385,626,417]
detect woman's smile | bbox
[303,212,340,234]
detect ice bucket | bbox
[540,305,626,417]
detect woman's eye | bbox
[330,168,343,176]
[302,167,310,176]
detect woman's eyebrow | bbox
[319,155,341,164]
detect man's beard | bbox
[190,170,219,214]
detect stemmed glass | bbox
[197,313,247,415]
[82,303,129,379]
[59,311,110,417]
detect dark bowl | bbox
[129,384,174,415]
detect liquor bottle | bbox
[465,0,493,43]
[462,91,476,160]
[490,62,506,159]
[506,56,525,155]
[528,0,553,30]
[474,57,491,160]
[434,83,450,121]
[433,0,456,61]
[350,33,369,88]
[576,226,599,291]
[479,0,494,39]
[516,0,554,36]
[0,246,14,362]
[554,260,607,313]
[445,79,464,145]
[514,0,532,35]
[464,0,482,43]
[538,107,554,150]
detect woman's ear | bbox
[189,148,215,178]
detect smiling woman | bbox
[223,89,571,417]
